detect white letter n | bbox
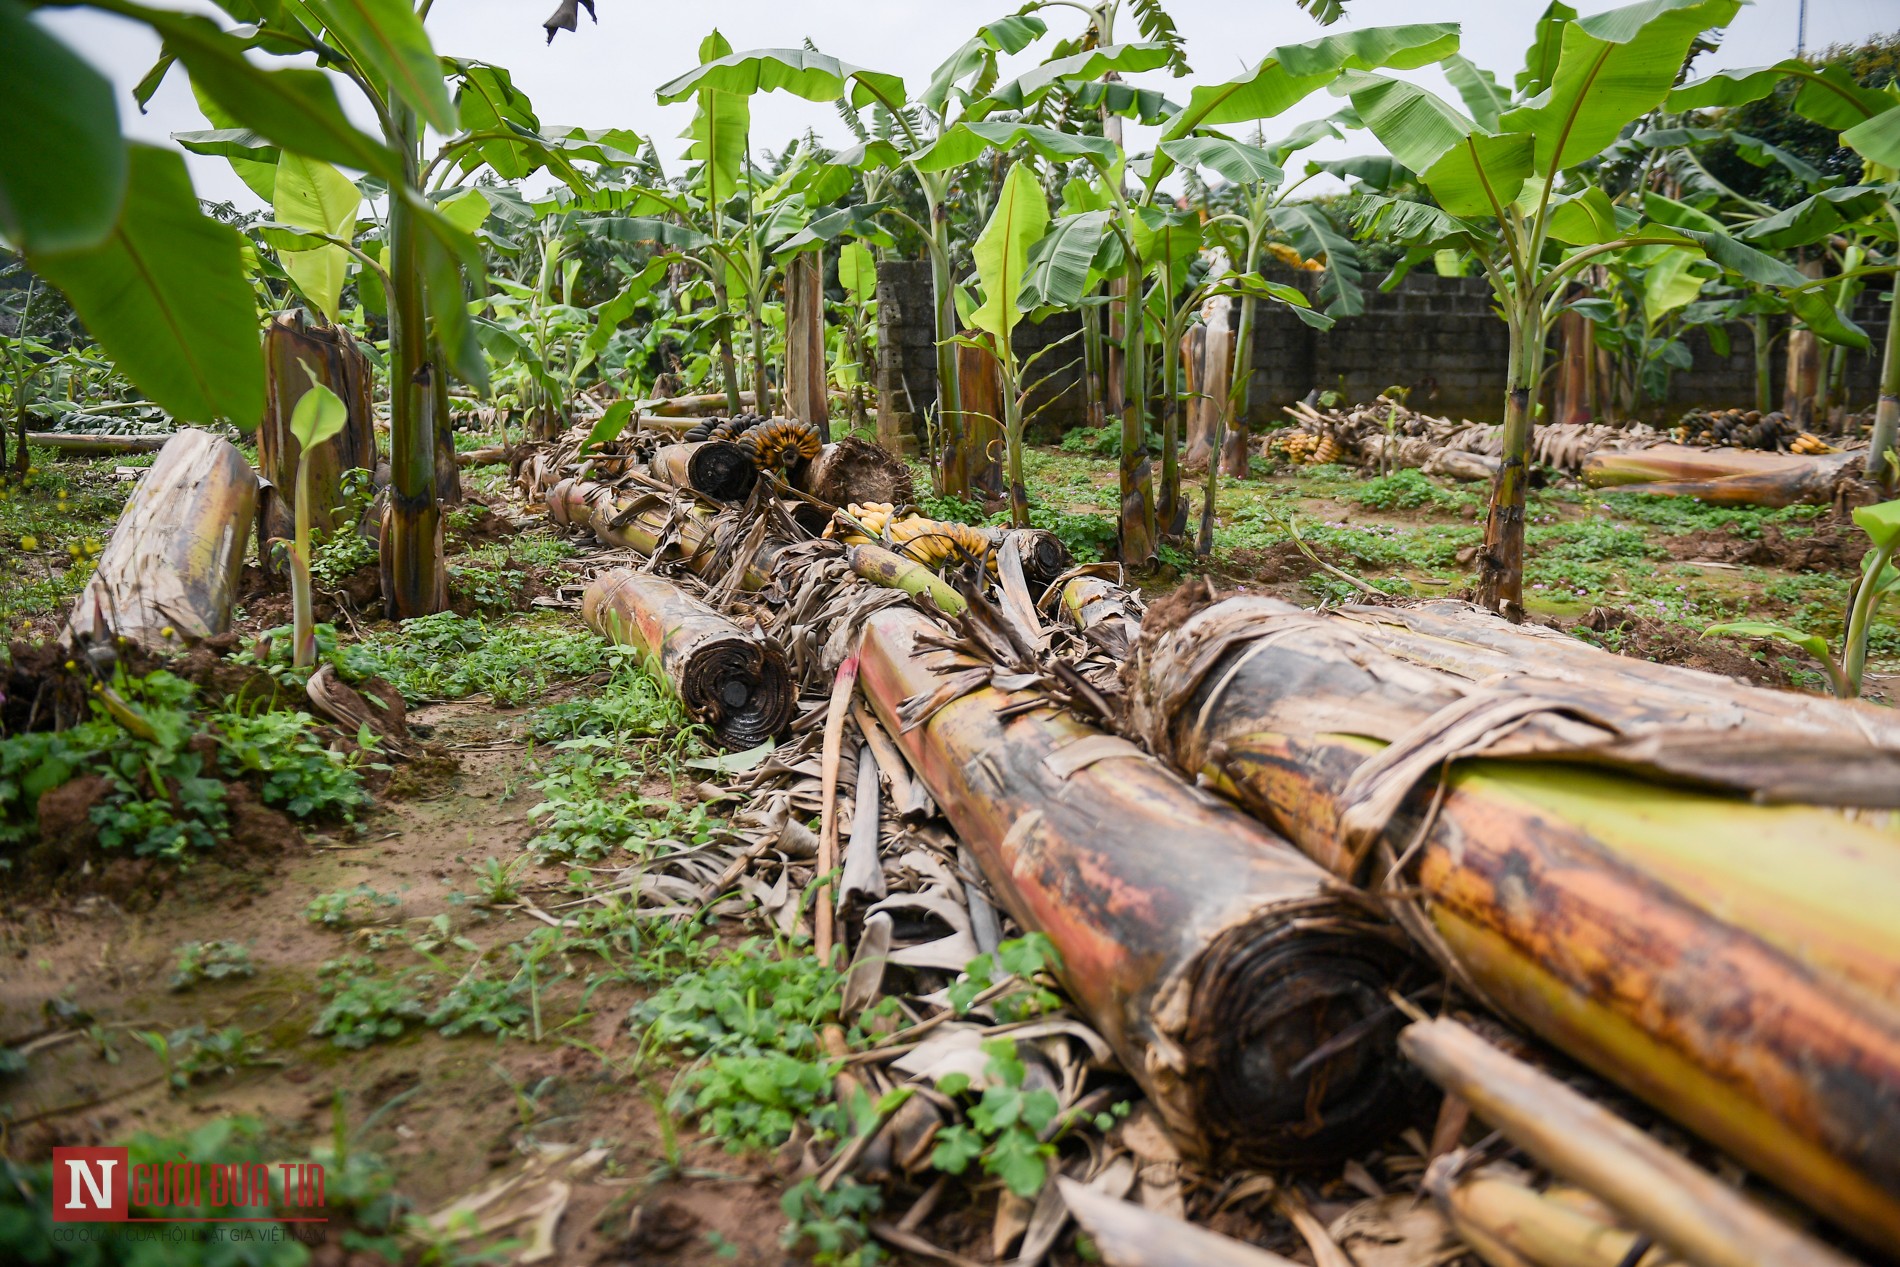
[65,1160,115,1210]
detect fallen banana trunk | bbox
[545,479,783,591]
[1409,1018,1853,1267]
[1582,446,1859,506]
[648,441,758,503]
[22,432,172,455]
[63,429,258,652]
[582,569,793,748]
[1122,595,1900,1248]
[857,605,1419,1167]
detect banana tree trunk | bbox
[546,479,782,590]
[1179,323,1210,469]
[381,148,446,620]
[431,342,462,504]
[954,337,1005,503]
[710,274,744,417]
[1122,594,1900,1249]
[582,568,793,748]
[1752,313,1776,416]
[856,605,1419,1167]
[1478,315,1534,619]
[1783,257,1826,425]
[64,429,257,653]
[259,309,376,545]
[1555,306,1592,426]
[1199,295,1251,557]
[1119,261,1157,565]
[1865,234,1900,481]
[785,250,825,438]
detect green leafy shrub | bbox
[684,1051,840,1153]
[311,965,428,1049]
[350,613,606,706]
[215,707,374,819]
[632,936,850,1060]
[169,940,255,991]
[1347,468,1474,513]
[1,669,226,859]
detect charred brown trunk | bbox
[1555,307,1593,427]
[1784,257,1827,425]
[582,568,793,748]
[858,605,1419,1166]
[785,250,830,442]
[431,346,462,505]
[260,310,376,542]
[953,337,1005,503]
[64,430,258,652]
[1123,595,1900,1248]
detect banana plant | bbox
[1670,60,1900,476]
[921,22,1456,560]
[112,1,614,618]
[1168,125,1357,551]
[954,162,1064,527]
[654,19,1068,498]
[1338,0,1869,618]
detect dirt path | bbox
[0,692,783,1265]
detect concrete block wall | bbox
[878,257,1895,434]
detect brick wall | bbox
[877,257,1893,433]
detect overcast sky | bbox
[38,0,1899,210]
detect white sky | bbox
[38,0,1899,210]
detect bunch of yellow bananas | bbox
[1791,432,1836,455]
[830,503,993,569]
[1270,431,1319,463]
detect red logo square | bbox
[51,1147,129,1222]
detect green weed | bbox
[169,940,256,991]
[311,964,429,1049]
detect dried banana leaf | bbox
[1123,594,1900,1247]
[859,605,1419,1166]
[64,429,258,652]
[1409,1019,1853,1267]
[582,568,793,748]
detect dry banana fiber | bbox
[582,569,792,749]
[1581,445,1858,507]
[857,604,1421,1167]
[259,309,376,538]
[647,440,758,502]
[1122,594,1900,1250]
[63,429,258,653]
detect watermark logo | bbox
[52,1148,128,1223]
[48,1146,325,1229]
